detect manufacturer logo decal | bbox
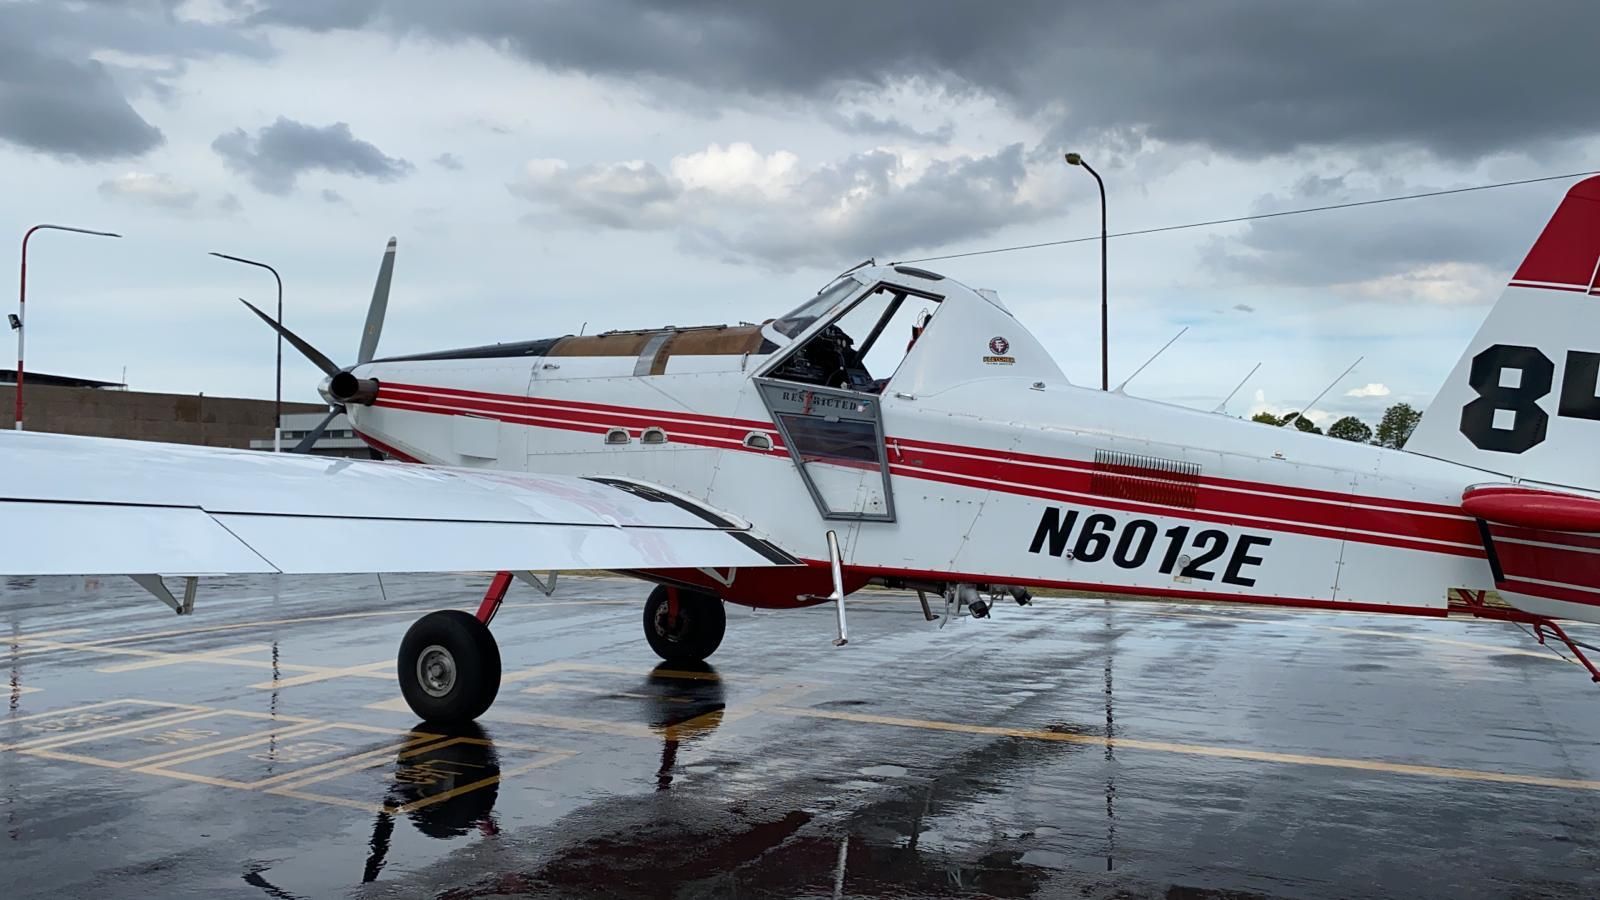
[988,336,1010,354]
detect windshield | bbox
[770,278,860,338]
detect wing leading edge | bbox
[0,431,796,576]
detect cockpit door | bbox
[755,380,894,521]
[753,278,948,522]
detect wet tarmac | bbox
[2,573,1599,899]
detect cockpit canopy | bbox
[759,265,1065,397]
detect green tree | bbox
[1251,412,1283,426]
[1327,415,1373,443]
[1281,411,1322,434]
[1374,402,1422,448]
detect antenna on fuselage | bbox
[1213,362,1262,414]
[1281,356,1363,428]
[1113,327,1187,394]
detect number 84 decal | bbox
[1459,344,1600,453]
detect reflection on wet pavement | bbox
[2,573,1599,898]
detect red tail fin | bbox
[1509,175,1600,293]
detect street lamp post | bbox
[209,252,284,452]
[1065,153,1108,391]
[15,224,122,430]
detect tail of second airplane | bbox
[1408,175,1600,491]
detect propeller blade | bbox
[291,407,343,454]
[357,237,396,365]
[238,298,342,377]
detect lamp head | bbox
[1064,152,1083,166]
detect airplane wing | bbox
[0,430,797,577]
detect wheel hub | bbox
[654,605,690,643]
[417,644,457,697]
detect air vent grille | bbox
[1090,450,1200,509]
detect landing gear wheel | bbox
[644,585,725,663]
[397,610,501,724]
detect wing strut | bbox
[825,530,848,646]
[130,575,198,615]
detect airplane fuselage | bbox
[340,265,1520,623]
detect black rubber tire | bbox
[397,610,501,724]
[643,585,726,662]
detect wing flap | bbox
[209,514,777,575]
[2,502,278,576]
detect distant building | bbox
[250,410,378,458]
[0,369,125,390]
[2,368,323,449]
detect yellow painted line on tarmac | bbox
[13,708,219,754]
[775,706,1600,792]
[265,736,572,813]
[393,751,573,815]
[502,659,772,686]
[5,628,91,642]
[1319,625,1567,661]
[69,608,449,648]
[250,734,451,790]
[250,659,392,690]
[97,643,274,674]
[139,721,442,791]
[1059,600,1575,664]
[521,683,685,701]
[1,699,213,750]
[368,695,666,740]
[11,636,387,684]
[23,710,321,770]
[65,599,635,651]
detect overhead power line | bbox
[892,170,1600,265]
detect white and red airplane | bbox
[5,176,1600,724]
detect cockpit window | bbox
[770,278,860,338]
[764,282,942,392]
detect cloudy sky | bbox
[2,0,1596,428]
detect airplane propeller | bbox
[239,237,396,454]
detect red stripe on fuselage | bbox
[370,383,1481,557]
[383,381,774,431]
[1490,523,1600,552]
[1493,539,1600,589]
[377,388,781,450]
[1500,578,1600,608]
[892,436,1463,515]
[890,441,1476,548]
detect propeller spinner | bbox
[238,237,396,453]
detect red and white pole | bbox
[14,224,121,431]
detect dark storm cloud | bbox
[0,1,266,161]
[213,117,413,194]
[244,0,1600,161]
[0,38,164,160]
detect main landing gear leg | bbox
[397,573,508,724]
[644,585,725,663]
